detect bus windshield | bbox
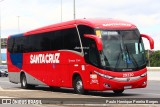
[97,29,147,72]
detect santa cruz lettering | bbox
[30,53,60,64]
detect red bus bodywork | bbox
[7,19,154,93]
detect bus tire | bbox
[20,74,29,89]
[113,90,124,94]
[73,76,85,94]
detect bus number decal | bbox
[30,53,60,64]
[123,73,134,78]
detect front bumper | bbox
[93,75,147,91]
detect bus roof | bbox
[24,18,137,36]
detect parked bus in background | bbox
[7,18,154,94]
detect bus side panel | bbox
[7,52,22,72]
[55,64,69,87]
[23,53,49,85]
[62,51,87,88]
[53,51,86,88]
[8,72,20,84]
[27,52,65,87]
[7,51,22,83]
[82,65,101,90]
[45,64,67,87]
[22,51,85,88]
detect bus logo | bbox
[30,53,60,64]
[103,23,132,27]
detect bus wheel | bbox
[73,76,85,94]
[21,74,29,89]
[113,90,124,94]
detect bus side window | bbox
[16,37,24,53]
[63,28,81,52]
[7,38,14,53]
[88,40,99,66]
[77,25,95,63]
[41,35,51,51]
[51,30,63,51]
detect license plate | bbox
[124,85,132,89]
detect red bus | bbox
[7,19,154,94]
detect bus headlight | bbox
[140,72,147,77]
[94,71,113,79]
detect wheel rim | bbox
[76,80,83,92]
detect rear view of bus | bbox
[7,18,154,95]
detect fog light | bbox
[143,81,147,85]
[104,83,111,88]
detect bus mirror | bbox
[141,34,154,49]
[84,34,103,50]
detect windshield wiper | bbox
[115,53,121,69]
[100,51,110,67]
[125,45,138,69]
[115,45,123,69]
[138,37,142,53]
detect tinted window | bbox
[16,37,24,53]
[8,27,81,53]
[7,38,14,53]
[88,40,100,66]
[63,28,81,52]
[27,35,42,52]
[51,30,63,50]
[77,25,96,64]
[78,25,95,51]
[7,37,24,53]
